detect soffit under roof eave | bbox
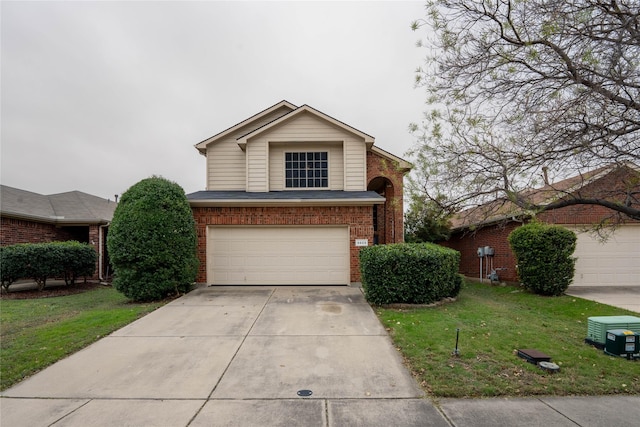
[189,198,385,208]
[370,146,413,172]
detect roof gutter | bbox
[0,211,110,226]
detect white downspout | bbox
[99,223,109,282]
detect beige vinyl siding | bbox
[246,139,269,192]
[343,139,366,191]
[248,112,366,191]
[269,143,344,191]
[206,107,292,191]
[206,140,245,190]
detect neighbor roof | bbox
[450,163,640,230]
[0,185,116,225]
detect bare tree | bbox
[409,0,640,222]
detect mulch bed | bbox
[0,281,105,300]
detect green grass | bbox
[377,281,640,398]
[0,286,166,390]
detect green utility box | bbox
[604,329,639,358]
[586,316,640,345]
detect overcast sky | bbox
[1,1,428,200]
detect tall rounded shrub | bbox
[107,176,198,301]
[508,222,577,296]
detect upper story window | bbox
[285,152,328,188]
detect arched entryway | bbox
[367,177,395,245]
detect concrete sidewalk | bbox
[1,286,639,426]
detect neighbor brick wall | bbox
[444,203,640,283]
[442,167,640,283]
[191,205,373,283]
[0,217,75,246]
[441,222,522,283]
[0,217,103,280]
[366,151,406,244]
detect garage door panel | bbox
[570,225,640,287]
[207,226,349,285]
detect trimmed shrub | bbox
[0,245,29,291]
[52,241,98,285]
[107,176,198,302]
[508,222,577,296]
[360,243,462,305]
[0,241,97,291]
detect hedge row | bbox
[360,242,462,305]
[0,241,97,291]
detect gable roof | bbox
[450,163,640,230]
[193,100,411,171]
[0,185,116,225]
[195,101,377,154]
[237,104,375,150]
[194,100,297,154]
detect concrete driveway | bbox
[566,285,640,313]
[2,286,639,426]
[1,286,446,426]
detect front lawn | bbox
[0,286,166,390]
[377,281,640,398]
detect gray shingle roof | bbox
[187,190,384,203]
[1,185,116,224]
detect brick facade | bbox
[0,217,76,245]
[366,151,406,245]
[192,205,374,283]
[441,221,523,282]
[191,150,408,285]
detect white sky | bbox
[1,0,428,200]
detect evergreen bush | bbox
[359,243,462,305]
[107,176,198,301]
[508,222,577,296]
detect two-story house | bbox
[187,101,411,285]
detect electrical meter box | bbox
[604,329,639,358]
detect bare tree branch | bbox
[409,0,640,225]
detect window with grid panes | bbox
[285,152,328,188]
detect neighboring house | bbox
[0,185,116,280]
[440,164,640,287]
[187,101,411,285]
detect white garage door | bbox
[570,225,640,287]
[207,226,350,285]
